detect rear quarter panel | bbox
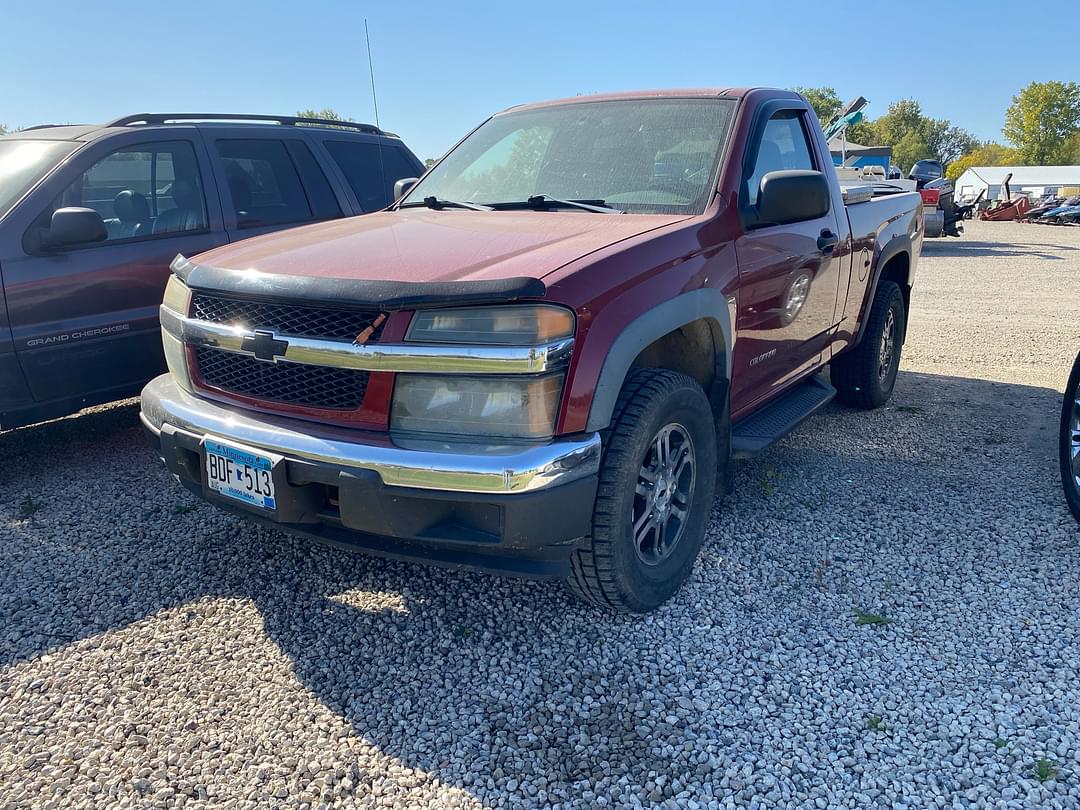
[835,192,922,351]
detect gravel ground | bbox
[2,219,1080,809]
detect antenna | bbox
[365,18,389,207]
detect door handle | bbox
[817,229,839,255]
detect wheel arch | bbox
[854,235,912,348]
[585,288,733,433]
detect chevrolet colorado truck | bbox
[141,89,922,612]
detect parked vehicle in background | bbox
[0,113,424,429]
[141,88,923,612]
[920,178,963,237]
[1061,350,1080,522]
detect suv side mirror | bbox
[394,177,419,200]
[46,207,108,247]
[754,170,830,227]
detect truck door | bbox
[3,133,226,407]
[732,108,845,416]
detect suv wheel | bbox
[832,279,905,409]
[567,369,718,613]
[1060,351,1080,523]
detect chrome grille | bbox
[194,347,370,410]
[190,293,385,343]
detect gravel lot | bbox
[2,219,1079,809]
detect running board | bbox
[731,375,836,458]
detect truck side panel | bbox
[836,194,922,352]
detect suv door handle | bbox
[817,229,839,255]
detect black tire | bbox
[567,369,718,613]
[1060,351,1080,523]
[832,280,905,409]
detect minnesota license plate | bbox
[203,437,277,511]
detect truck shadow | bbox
[1,370,1076,803]
[921,238,1078,260]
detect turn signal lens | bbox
[162,274,191,313]
[161,275,192,389]
[406,305,575,345]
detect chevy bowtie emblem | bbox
[242,330,289,362]
[354,313,387,346]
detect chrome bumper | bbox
[140,375,601,495]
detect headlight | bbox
[161,275,192,390]
[391,374,563,439]
[407,305,574,345]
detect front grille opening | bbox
[190,293,386,343]
[194,347,369,410]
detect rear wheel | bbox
[1059,351,1080,523]
[832,280,905,409]
[567,369,718,613]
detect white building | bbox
[953,165,1080,202]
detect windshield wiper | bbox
[400,196,492,212]
[493,195,625,214]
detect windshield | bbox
[0,139,76,221]
[403,98,736,215]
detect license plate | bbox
[203,437,277,511]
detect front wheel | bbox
[1060,351,1080,523]
[567,369,718,613]
[832,280,905,409]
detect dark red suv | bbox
[0,113,423,430]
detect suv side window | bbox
[323,140,419,211]
[57,140,208,241]
[746,111,816,207]
[216,139,316,229]
[284,140,342,220]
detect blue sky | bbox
[2,1,1075,161]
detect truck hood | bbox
[189,208,688,284]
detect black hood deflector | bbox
[171,255,547,310]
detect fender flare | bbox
[853,233,911,348]
[585,288,733,432]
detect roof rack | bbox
[104,113,385,135]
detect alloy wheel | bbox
[878,308,896,384]
[632,423,696,566]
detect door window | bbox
[284,141,341,220]
[58,141,207,241]
[746,112,816,206]
[323,141,420,211]
[216,139,315,228]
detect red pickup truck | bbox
[141,88,922,612]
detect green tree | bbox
[296,108,358,130]
[424,158,437,169]
[857,99,978,171]
[791,86,842,126]
[0,123,7,136]
[871,99,926,146]
[1003,81,1080,164]
[1067,132,1080,164]
[945,143,1022,182]
[925,120,981,166]
[889,130,932,173]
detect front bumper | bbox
[140,375,600,577]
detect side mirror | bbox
[46,207,108,247]
[393,177,419,200]
[754,170,830,227]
